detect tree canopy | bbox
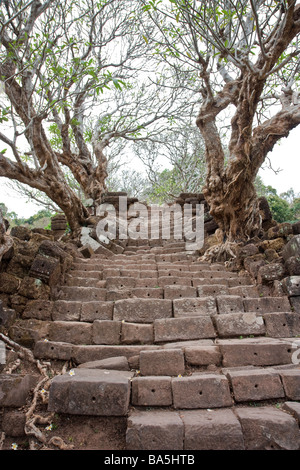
[1,0,299,238]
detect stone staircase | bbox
[23,237,300,450]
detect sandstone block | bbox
[48,369,133,416]
[92,320,121,345]
[173,297,217,317]
[80,301,113,322]
[131,376,173,406]
[263,312,300,337]
[113,299,172,323]
[214,313,265,337]
[139,349,185,376]
[243,296,291,313]
[218,338,294,367]
[184,345,222,366]
[48,321,92,345]
[280,369,300,400]
[226,369,284,402]
[216,295,244,314]
[126,410,184,450]
[181,409,245,450]
[121,322,154,344]
[172,373,232,409]
[154,316,215,342]
[235,407,300,450]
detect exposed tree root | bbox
[0,332,72,450]
[200,240,240,263]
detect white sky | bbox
[0,125,299,218]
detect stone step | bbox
[48,369,133,416]
[126,406,300,450]
[57,286,107,301]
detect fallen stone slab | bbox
[126,410,184,450]
[48,368,133,416]
[181,409,245,450]
[235,406,300,450]
[172,373,232,409]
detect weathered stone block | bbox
[139,349,185,376]
[214,312,265,337]
[92,320,121,345]
[243,296,291,313]
[184,345,222,366]
[235,407,300,450]
[226,369,284,402]
[218,338,294,367]
[48,369,133,416]
[106,277,136,289]
[173,297,217,317]
[121,322,153,344]
[80,301,113,322]
[23,299,53,321]
[163,285,197,299]
[0,272,20,294]
[216,295,244,314]
[48,321,92,345]
[77,356,129,371]
[9,319,50,347]
[126,410,184,450]
[282,234,300,261]
[58,286,107,302]
[172,373,232,409]
[113,299,172,323]
[52,301,81,321]
[268,223,293,240]
[197,285,229,296]
[257,263,286,284]
[281,276,300,296]
[154,316,215,343]
[2,411,26,437]
[285,256,300,276]
[263,312,300,337]
[29,254,61,286]
[0,374,39,407]
[131,376,173,406]
[181,409,245,450]
[280,369,300,400]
